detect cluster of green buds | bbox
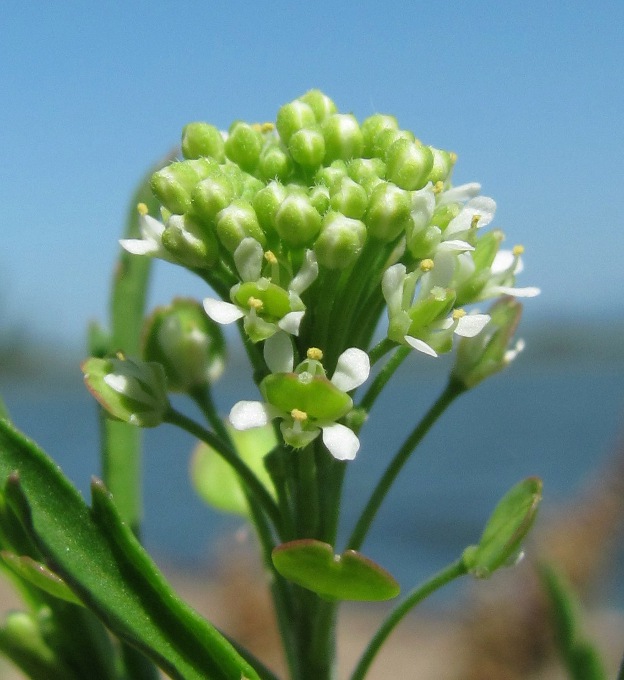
[114,90,538,458]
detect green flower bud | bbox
[219,163,246,197]
[82,355,169,428]
[314,212,367,269]
[406,225,441,260]
[142,298,225,392]
[298,89,337,122]
[406,287,455,335]
[253,181,287,232]
[360,113,399,157]
[309,184,331,215]
[224,121,264,172]
[347,157,386,191]
[472,229,505,271]
[216,199,265,253]
[162,214,219,268]
[191,172,235,225]
[365,181,413,242]
[385,139,434,190]
[322,113,364,163]
[274,192,322,247]
[427,147,455,184]
[276,100,316,144]
[151,158,216,214]
[181,122,225,161]
[259,141,293,182]
[452,297,523,389]
[239,173,264,201]
[330,176,368,219]
[371,127,414,159]
[261,373,352,422]
[431,202,461,231]
[315,160,348,189]
[288,126,326,168]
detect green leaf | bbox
[0,418,261,680]
[272,539,400,601]
[463,477,542,578]
[191,422,277,516]
[0,552,82,606]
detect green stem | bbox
[295,444,319,538]
[347,378,465,551]
[357,346,410,416]
[368,338,398,365]
[165,408,282,532]
[350,559,467,680]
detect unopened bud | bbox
[253,181,288,233]
[258,142,293,182]
[276,100,316,144]
[298,89,337,122]
[361,113,399,158]
[181,122,225,161]
[322,114,364,163]
[289,126,326,168]
[216,199,265,253]
[224,122,263,172]
[365,182,413,242]
[274,193,322,247]
[427,147,455,184]
[162,214,219,268]
[314,212,367,269]
[385,139,434,191]
[191,172,235,225]
[151,159,216,214]
[330,176,368,219]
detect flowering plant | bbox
[0,90,561,680]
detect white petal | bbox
[491,250,516,274]
[465,196,496,227]
[139,214,165,240]
[382,263,406,309]
[410,186,436,230]
[119,238,158,256]
[455,313,491,337]
[290,250,319,294]
[491,285,541,298]
[203,298,244,324]
[437,239,474,252]
[229,401,274,430]
[405,336,438,357]
[438,182,481,205]
[321,423,360,461]
[331,348,370,391]
[263,332,294,373]
[234,237,264,282]
[278,310,305,335]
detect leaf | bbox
[0,418,261,680]
[463,476,542,578]
[272,539,400,601]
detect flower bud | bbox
[191,172,236,226]
[274,192,322,247]
[427,147,455,184]
[276,100,316,144]
[82,356,169,427]
[406,287,455,335]
[309,184,331,215]
[161,214,219,268]
[298,89,337,122]
[347,158,386,192]
[216,199,265,253]
[371,127,414,159]
[258,142,293,182]
[253,181,287,233]
[451,297,523,389]
[329,176,368,219]
[142,298,225,392]
[385,139,434,191]
[361,114,399,157]
[181,122,225,161]
[314,212,367,269]
[365,181,413,242]
[322,114,364,163]
[224,121,263,172]
[151,159,216,214]
[315,161,348,189]
[289,126,326,168]
[431,202,461,231]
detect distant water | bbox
[2,356,624,605]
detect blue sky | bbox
[2,1,623,346]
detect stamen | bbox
[252,122,275,134]
[137,202,148,216]
[512,244,525,256]
[449,152,458,164]
[420,258,434,272]
[307,347,323,361]
[115,350,127,360]
[452,308,466,321]
[291,408,307,422]
[264,250,278,265]
[433,181,444,194]
[247,297,264,311]
[470,214,481,228]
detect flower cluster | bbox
[117,90,538,459]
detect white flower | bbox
[119,208,176,262]
[203,238,319,343]
[480,247,541,299]
[229,347,370,461]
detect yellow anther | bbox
[433,181,444,194]
[264,250,278,265]
[471,214,481,228]
[137,202,148,216]
[307,347,323,361]
[247,297,264,311]
[452,308,466,321]
[513,244,525,256]
[420,258,434,272]
[449,151,458,164]
[291,408,308,422]
[252,122,275,134]
[115,350,127,360]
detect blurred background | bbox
[1,1,624,677]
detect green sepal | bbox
[462,477,542,578]
[0,552,82,606]
[0,419,262,680]
[272,539,400,601]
